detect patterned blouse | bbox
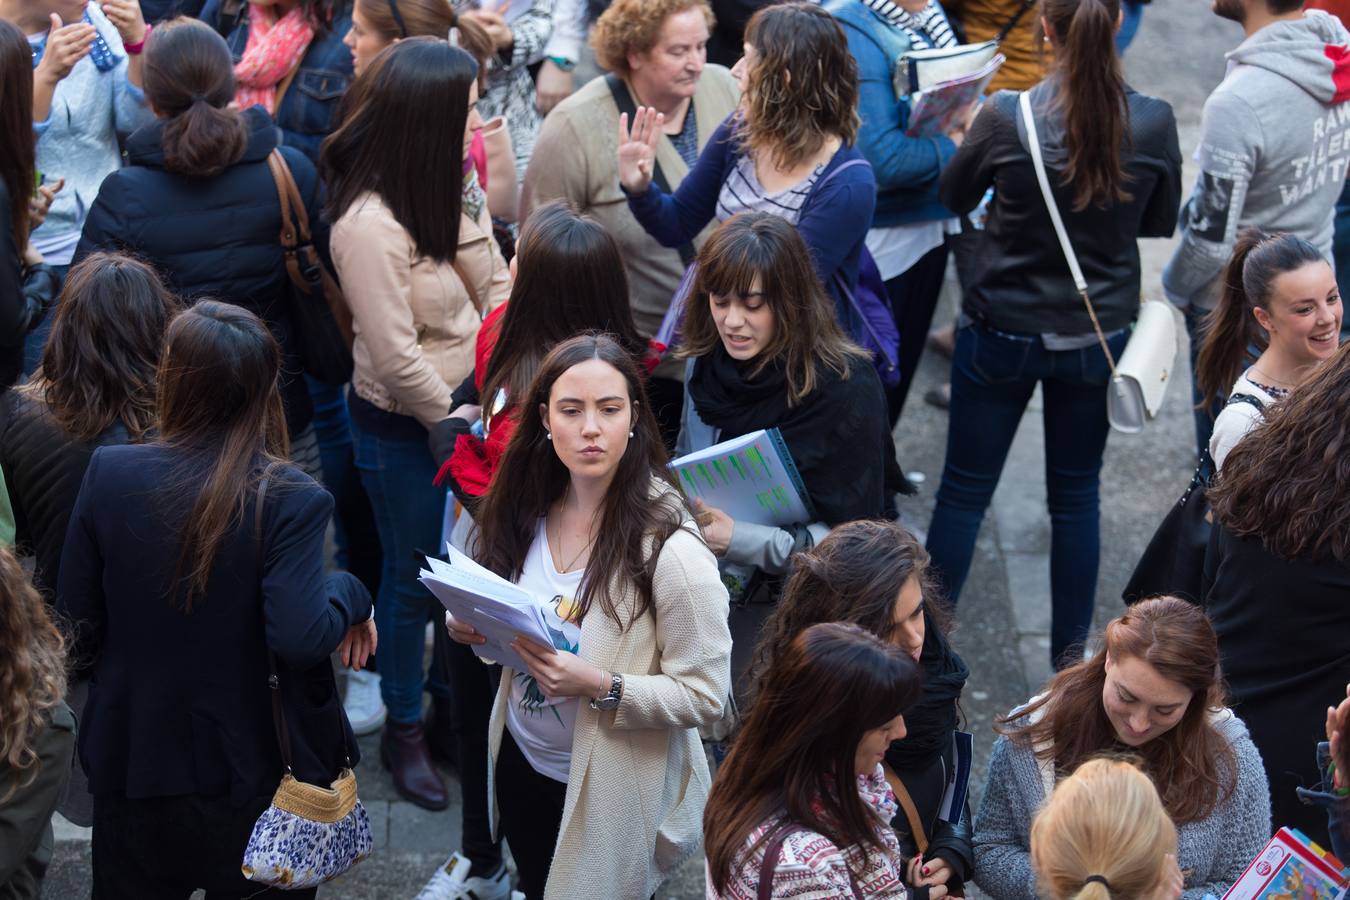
[708,767,910,899]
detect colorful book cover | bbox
[1222,828,1349,900]
[670,428,814,528]
[905,53,1005,139]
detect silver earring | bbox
[546,431,552,441]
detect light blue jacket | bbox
[30,4,154,262]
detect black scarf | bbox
[886,612,969,771]
[686,346,888,525]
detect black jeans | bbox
[92,792,317,900]
[495,729,567,900]
[883,241,950,425]
[437,627,503,874]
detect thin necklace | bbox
[550,484,597,573]
[1248,362,1296,389]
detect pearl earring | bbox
[629,431,635,438]
[546,431,552,441]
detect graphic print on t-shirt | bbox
[515,593,582,725]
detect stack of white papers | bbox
[419,544,554,671]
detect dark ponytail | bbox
[1195,228,1326,406]
[1043,0,1130,211]
[143,18,248,178]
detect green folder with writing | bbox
[670,428,815,527]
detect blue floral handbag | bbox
[241,473,374,889]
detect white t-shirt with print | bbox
[504,519,585,784]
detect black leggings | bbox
[495,729,567,900]
[883,240,951,425]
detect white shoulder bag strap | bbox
[1018,90,1118,373]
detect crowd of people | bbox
[0,0,1348,895]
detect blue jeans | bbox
[1115,0,1144,54]
[350,404,450,724]
[926,322,1127,667]
[307,377,382,599]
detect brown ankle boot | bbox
[381,720,449,810]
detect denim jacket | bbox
[201,0,354,164]
[825,0,956,227]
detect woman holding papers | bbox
[973,598,1270,900]
[676,213,902,578]
[926,0,1181,669]
[445,333,731,900]
[747,521,974,897]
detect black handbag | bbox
[266,150,355,386]
[1122,392,1266,605]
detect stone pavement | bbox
[39,3,1246,896]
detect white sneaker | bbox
[414,851,523,900]
[342,668,386,736]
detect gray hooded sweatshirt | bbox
[1164,10,1350,309]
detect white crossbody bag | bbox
[1019,91,1178,434]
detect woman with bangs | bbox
[675,214,902,629]
[704,622,923,898]
[616,0,876,319]
[973,597,1270,900]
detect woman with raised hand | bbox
[322,36,509,812]
[446,333,731,899]
[1205,341,1350,846]
[676,213,902,685]
[1195,229,1342,470]
[56,301,374,898]
[1030,758,1184,900]
[705,622,923,899]
[926,0,1182,669]
[617,1,876,320]
[973,597,1269,900]
[746,521,972,898]
[75,17,327,478]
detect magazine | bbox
[906,53,1005,139]
[1222,828,1349,900]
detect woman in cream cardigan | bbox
[321,38,509,812]
[446,333,732,900]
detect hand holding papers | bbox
[670,428,814,528]
[419,545,555,671]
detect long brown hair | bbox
[747,520,946,701]
[480,202,643,410]
[1195,228,1326,407]
[351,0,492,86]
[25,252,178,442]
[143,19,249,178]
[1001,596,1236,824]
[0,545,67,802]
[0,19,34,251]
[157,301,289,609]
[1042,0,1131,210]
[1209,341,1350,562]
[739,2,859,170]
[473,334,686,629]
[704,622,923,894]
[677,212,866,405]
[322,38,478,265]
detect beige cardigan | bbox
[487,504,732,899]
[330,191,510,429]
[519,68,739,380]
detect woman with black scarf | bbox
[747,520,974,898]
[675,212,903,572]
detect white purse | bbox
[1019,91,1178,434]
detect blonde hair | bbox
[0,545,67,802]
[590,0,714,77]
[1031,757,1178,900]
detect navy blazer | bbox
[57,444,372,804]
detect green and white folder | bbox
[670,428,814,528]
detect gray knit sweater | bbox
[973,708,1271,900]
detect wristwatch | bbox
[590,671,623,711]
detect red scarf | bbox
[234,3,315,113]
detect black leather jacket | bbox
[940,80,1182,335]
[891,744,975,897]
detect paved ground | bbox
[40,3,1246,897]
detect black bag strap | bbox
[606,73,696,266]
[995,0,1036,42]
[255,465,353,775]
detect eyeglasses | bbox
[387,0,408,37]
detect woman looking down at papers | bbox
[675,213,904,601]
[443,333,731,900]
